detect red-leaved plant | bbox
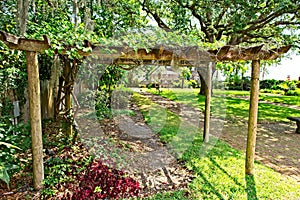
[71,159,140,199]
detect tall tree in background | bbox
[140,0,300,94]
[16,0,29,36]
[141,0,300,46]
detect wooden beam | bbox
[26,51,44,189]
[208,45,230,60]
[0,31,291,63]
[203,62,212,143]
[245,60,260,175]
[248,45,264,55]
[90,45,290,63]
[0,31,50,52]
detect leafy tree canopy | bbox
[140,0,300,48]
[2,0,299,51]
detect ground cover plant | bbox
[41,121,140,200]
[0,120,31,190]
[148,88,300,123]
[132,92,300,200]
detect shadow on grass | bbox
[209,156,243,187]
[196,156,258,200]
[196,169,226,200]
[136,91,300,199]
[245,175,258,200]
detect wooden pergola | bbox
[0,30,291,189]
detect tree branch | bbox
[242,5,300,34]
[141,0,172,31]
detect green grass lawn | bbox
[214,90,250,97]
[149,88,300,123]
[132,92,300,200]
[259,94,300,107]
[212,89,300,107]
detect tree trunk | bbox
[64,60,73,137]
[199,73,206,95]
[41,80,52,119]
[26,51,44,190]
[17,0,30,122]
[40,56,60,119]
[245,60,260,175]
[17,0,29,36]
[73,0,79,28]
[198,68,216,95]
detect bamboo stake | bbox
[26,51,44,189]
[245,60,260,175]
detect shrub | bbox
[0,123,30,188]
[188,80,199,88]
[70,159,140,199]
[260,79,283,90]
[260,89,284,95]
[286,88,300,96]
[95,90,112,120]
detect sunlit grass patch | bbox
[133,92,300,200]
[152,88,300,123]
[259,93,300,106]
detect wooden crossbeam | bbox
[0,31,291,63]
[86,45,291,64]
[0,31,50,52]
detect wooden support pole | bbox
[245,60,260,175]
[204,62,212,143]
[26,51,44,189]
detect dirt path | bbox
[75,90,300,198]
[76,105,194,197]
[142,92,300,182]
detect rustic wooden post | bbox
[204,62,212,143]
[245,60,260,175]
[26,51,44,189]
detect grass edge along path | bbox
[132,92,300,200]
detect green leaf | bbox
[82,47,92,53]
[0,164,10,187]
[0,141,21,150]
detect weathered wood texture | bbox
[0,31,50,52]
[204,62,212,143]
[246,60,260,175]
[0,30,291,63]
[77,45,291,65]
[26,51,44,189]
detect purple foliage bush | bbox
[71,159,140,199]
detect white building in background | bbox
[150,67,180,88]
